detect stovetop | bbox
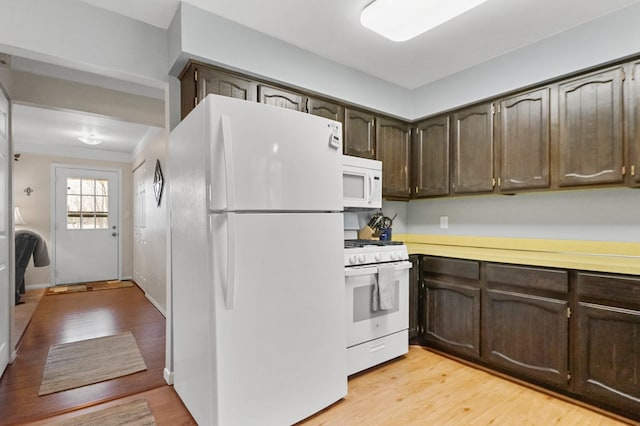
[344,239,403,249]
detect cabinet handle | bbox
[632,165,636,177]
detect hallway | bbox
[0,284,191,425]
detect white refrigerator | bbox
[170,94,347,425]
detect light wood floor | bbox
[1,286,636,425]
[300,346,636,425]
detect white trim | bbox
[163,367,174,385]
[25,283,52,290]
[50,164,123,285]
[145,292,166,317]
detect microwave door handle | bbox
[368,173,374,204]
[221,114,236,211]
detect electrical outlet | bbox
[440,216,449,229]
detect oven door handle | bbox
[345,260,412,277]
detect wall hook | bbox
[24,187,33,196]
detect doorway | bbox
[52,165,121,285]
[0,82,10,377]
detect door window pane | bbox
[67,177,109,229]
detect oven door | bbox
[344,261,411,348]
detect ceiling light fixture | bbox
[78,134,103,145]
[360,0,489,42]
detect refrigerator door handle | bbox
[225,212,237,309]
[221,114,236,211]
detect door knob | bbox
[112,232,117,237]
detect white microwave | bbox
[342,155,382,209]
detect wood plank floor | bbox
[300,347,636,426]
[2,285,637,425]
[0,285,179,425]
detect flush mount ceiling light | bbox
[360,0,489,42]
[78,134,103,145]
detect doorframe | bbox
[50,164,123,285]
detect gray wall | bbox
[406,188,640,243]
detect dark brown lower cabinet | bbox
[575,272,640,418]
[423,257,481,359]
[483,289,568,388]
[482,263,569,388]
[418,257,640,422]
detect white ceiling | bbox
[81,0,640,90]
[12,104,159,162]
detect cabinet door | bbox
[408,255,420,342]
[483,289,568,388]
[308,98,344,123]
[377,117,411,199]
[344,109,376,159]
[258,84,306,111]
[423,257,481,359]
[628,61,640,187]
[412,115,450,197]
[180,64,255,119]
[497,88,550,191]
[452,103,494,194]
[558,67,624,186]
[575,272,640,417]
[575,303,640,415]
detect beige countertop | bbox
[394,234,640,276]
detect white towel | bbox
[372,264,396,311]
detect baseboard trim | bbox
[145,292,166,318]
[163,367,174,385]
[25,283,52,290]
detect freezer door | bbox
[210,211,347,426]
[206,95,343,212]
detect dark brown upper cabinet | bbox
[557,67,625,187]
[344,109,376,159]
[258,84,306,112]
[307,97,344,123]
[496,88,550,192]
[376,117,411,199]
[627,61,640,187]
[452,103,495,194]
[412,115,450,197]
[180,62,256,119]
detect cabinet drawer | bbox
[486,263,568,293]
[423,256,479,280]
[577,272,640,307]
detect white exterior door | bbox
[53,166,120,285]
[0,84,10,376]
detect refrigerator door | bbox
[205,95,343,212]
[209,211,347,426]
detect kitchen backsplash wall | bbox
[405,188,639,242]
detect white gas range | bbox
[343,240,411,375]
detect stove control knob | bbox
[389,252,397,260]
[358,255,366,263]
[374,254,382,262]
[349,256,357,265]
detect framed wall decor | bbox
[153,159,164,207]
